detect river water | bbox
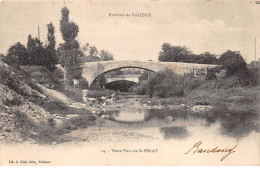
[59,101,260,165]
[96,108,259,141]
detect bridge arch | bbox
[89,66,154,89]
[104,79,138,92]
[82,60,217,89]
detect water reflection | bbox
[160,126,189,140]
[217,113,260,138]
[111,109,150,122]
[102,108,259,140]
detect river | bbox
[57,97,260,165]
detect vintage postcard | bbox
[0,0,259,166]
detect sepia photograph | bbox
[0,0,259,166]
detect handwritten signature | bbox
[185,141,237,161]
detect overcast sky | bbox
[1,0,260,63]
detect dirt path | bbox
[36,83,85,109]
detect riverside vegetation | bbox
[131,66,259,114]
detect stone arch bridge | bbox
[82,61,217,88]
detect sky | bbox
[1,0,260,63]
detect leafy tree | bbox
[81,43,89,53]
[248,60,260,68]
[158,43,219,64]
[158,43,191,62]
[0,53,5,62]
[198,52,218,64]
[100,50,114,61]
[45,22,58,72]
[5,42,28,65]
[219,50,247,76]
[81,43,114,62]
[47,22,56,51]
[60,49,83,79]
[138,71,149,81]
[158,43,172,62]
[59,7,83,81]
[84,46,100,62]
[183,52,218,64]
[27,35,45,65]
[35,38,46,65]
[60,7,79,42]
[27,35,37,64]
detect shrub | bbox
[219,50,247,76]
[0,64,11,85]
[248,67,259,86]
[4,42,29,66]
[0,64,28,96]
[4,97,23,106]
[132,69,203,98]
[52,67,64,79]
[79,78,89,89]
[184,77,205,94]
[14,110,36,138]
[87,89,114,98]
[131,80,149,95]
[206,67,221,80]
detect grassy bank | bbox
[21,65,86,102]
[134,68,260,115]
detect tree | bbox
[27,35,45,65]
[84,46,100,62]
[60,7,79,42]
[35,38,46,66]
[248,60,260,68]
[5,42,28,65]
[0,53,5,62]
[45,22,58,72]
[198,52,218,64]
[158,43,191,62]
[82,45,114,62]
[158,43,220,64]
[100,50,114,61]
[27,35,37,64]
[61,50,83,79]
[59,7,83,81]
[81,43,89,53]
[219,50,247,76]
[138,71,149,81]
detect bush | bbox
[0,64,11,85]
[206,67,221,80]
[79,78,89,89]
[52,67,64,79]
[86,89,115,98]
[131,80,149,95]
[14,110,36,138]
[219,50,247,76]
[184,77,205,94]
[248,67,259,86]
[132,69,203,98]
[0,64,28,96]
[4,42,29,66]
